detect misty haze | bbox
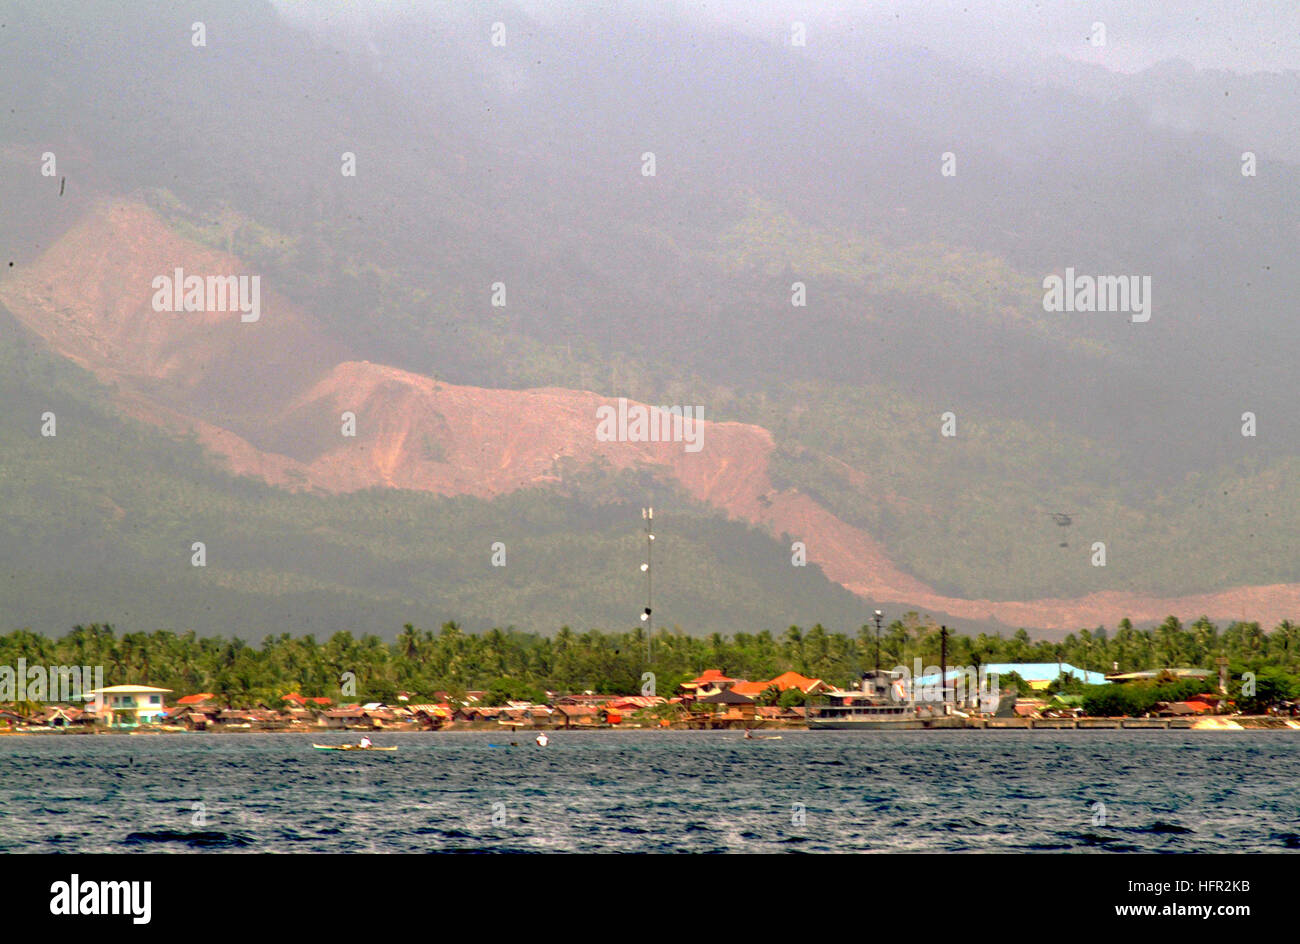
[2,0,1298,641]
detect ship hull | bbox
[807,718,926,730]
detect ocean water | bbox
[2,730,1298,853]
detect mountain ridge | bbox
[3,198,1298,631]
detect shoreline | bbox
[2,715,1297,735]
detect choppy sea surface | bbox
[2,730,1298,853]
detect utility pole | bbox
[873,609,884,678]
[939,625,949,707]
[640,507,654,665]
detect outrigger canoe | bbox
[312,743,397,752]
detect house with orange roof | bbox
[605,695,666,710]
[730,672,827,701]
[764,671,829,695]
[176,693,216,706]
[282,693,332,708]
[680,670,737,698]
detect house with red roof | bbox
[176,693,216,706]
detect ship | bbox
[806,669,1015,729]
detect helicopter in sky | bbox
[1044,511,1077,546]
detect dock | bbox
[930,717,1200,730]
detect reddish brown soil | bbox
[3,199,1297,631]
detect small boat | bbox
[312,743,397,752]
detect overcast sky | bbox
[660,0,1300,74]
[626,0,1300,74]
[278,0,1300,75]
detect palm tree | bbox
[1274,620,1300,670]
[397,624,421,663]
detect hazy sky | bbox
[632,0,1300,74]
[277,0,1300,75]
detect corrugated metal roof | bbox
[914,663,1108,686]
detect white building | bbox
[85,685,173,726]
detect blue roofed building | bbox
[913,663,1108,690]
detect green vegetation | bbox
[0,307,868,637]
[3,2,1299,627]
[1081,678,1214,718]
[3,615,1298,710]
[1230,667,1298,714]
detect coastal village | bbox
[2,661,1297,733]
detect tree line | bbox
[1,614,1297,708]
